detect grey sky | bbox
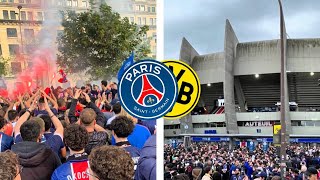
[164,0,320,59]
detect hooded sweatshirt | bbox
[135,135,156,180]
[11,141,61,180]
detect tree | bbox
[57,4,151,79]
[0,57,9,76]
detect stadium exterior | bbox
[164,19,320,145]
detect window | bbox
[135,5,140,11]
[149,18,153,25]
[9,0,14,2]
[27,12,33,20]
[9,44,19,55]
[72,0,78,6]
[67,0,71,6]
[26,0,31,3]
[148,7,150,12]
[154,18,156,25]
[21,11,26,20]
[19,0,24,3]
[3,10,9,20]
[10,11,16,20]
[1,0,7,2]
[37,12,43,21]
[130,17,134,23]
[11,62,22,74]
[24,29,34,39]
[7,28,17,37]
[152,7,155,12]
[142,17,146,25]
[140,5,145,11]
[138,17,141,25]
[82,1,87,7]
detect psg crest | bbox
[118,59,178,121]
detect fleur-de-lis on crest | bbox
[147,97,155,104]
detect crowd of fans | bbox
[164,142,320,180]
[0,80,156,180]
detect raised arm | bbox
[18,94,25,109]
[68,89,81,124]
[25,91,39,108]
[4,98,14,120]
[83,92,106,128]
[14,96,38,136]
[44,96,63,137]
[41,90,58,110]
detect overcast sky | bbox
[164,0,320,59]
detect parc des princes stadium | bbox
[164,19,320,148]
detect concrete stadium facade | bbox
[164,19,320,142]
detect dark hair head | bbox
[20,120,41,142]
[101,80,108,87]
[86,84,92,89]
[80,108,96,125]
[64,124,88,151]
[89,146,134,180]
[212,171,222,180]
[39,97,44,103]
[112,102,121,114]
[204,166,212,174]
[40,114,52,131]
[19,108,28,117]
[8,110,18,121]
[0,116,6,129]
[104,103,112,111]
[110,115,134,138]
[0,150,19,180]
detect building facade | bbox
[104,0,157,58]
[165,19,320,145]
[0,0,92,76]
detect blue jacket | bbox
[51,159,89,180]
[0,132,13,152]
[244,162,253,180]
[139,120,156,135]
[135,135,156,180]
[112,124,151,149]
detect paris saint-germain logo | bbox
[118,59,178,121]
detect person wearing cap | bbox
[306,167,318,180]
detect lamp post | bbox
[17,5,23,54]
[278,0,287,178]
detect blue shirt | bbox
[34,108,58,116]
[51,159,89,180]
[0,132,13,152]
[112,124,151,149]
[15,133,64,155]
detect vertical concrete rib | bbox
[177,37,199,133]
[224,19,239,134]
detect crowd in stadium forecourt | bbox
[164,142,320,180]
[0,80,156,180]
